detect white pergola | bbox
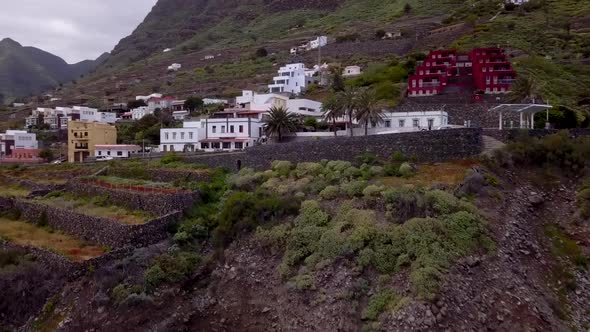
[489,104,553,129]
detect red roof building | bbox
[407,48,517,97]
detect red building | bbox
[407,48,517,97]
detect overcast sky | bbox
[0,0,158,63]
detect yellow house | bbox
[67,121,117,163]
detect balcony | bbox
[420,82,441,87]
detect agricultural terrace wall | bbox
[107,167,212,183]
[482,129,590,143]
[184,128,483,172]
[11,199,181,249]
[0,239,77,276]
[4,177,65,193]
[65,180,199,215]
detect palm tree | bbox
[322,94,345,137]
[264,106,297,142]
[339,86,360,137]
[508,73,542,103]
[356,89,384,136]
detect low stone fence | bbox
[4,177,65,193]
[66,179,199,215]
[12,199,181,249]
[483,128,590,143]
[185,128,483,172]
[107,167,212,183]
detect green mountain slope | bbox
[0,38,108,102]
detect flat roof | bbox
[95,145,141,150]
[489,104,553,113]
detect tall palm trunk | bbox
[333,118,337,137]
[365,122,369,136]
[348,111,354,137]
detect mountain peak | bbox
[0,37,22,47]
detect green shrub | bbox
[111,284,142,304]
[343,166,362,179]
[160,152,183,165]
[295,162,323,178]
[294,274,316,290]
[362,288,399,321]
[272,160,294,177]
[398,162,414,178]
[341,180,368,198]
[296,200,330,227]
[370,166,385,177]
[576,187,590,219]
[357,153,379,165]
[410,266,444,300]
[383,188,426,223]
[325,160,352,173]
[144,252,200,288]
[255,224,291,251]
[319,185,340,200]
[363,185,386,198]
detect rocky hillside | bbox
[0,38,108,103]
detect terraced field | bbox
[0,218,105,261]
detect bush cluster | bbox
[144,252,200,288]
[257,189,490,300]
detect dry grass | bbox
[0,181,31,197]
[0,218,105,262]
[35,194,153,225]
[380,159,479,188]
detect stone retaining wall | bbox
[65,180,198,215]
[107,168,212,183]
[12,199,181,249]
[185,128,483,172]
[483,129,590,143]
[4,177,65,193]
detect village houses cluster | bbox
[1,46,520,164]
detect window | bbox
[84,132,88,137]
[212,142,220,149]
[230,125,234,133]
[239,125,244,133]
[413,119,419,127]
[189,132,193,139]
[165,133,169,140]
[117,151,123,156]
[222,142,231,149]
[212,126,217,133]
[385,120,391,128]
[235,142,243,149]
[427,119,434,129]
[399,119,405,127]
[221,126,226,133]
[172,133,177,140]
[107,151,111,156]
[163,145,167,152]
[181,132,185,140]
[201,143,209,149]
[98,151,102,156]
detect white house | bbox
[173,111,190,120]
[0,130,38,159]
[13,102,25,107]
[95,145,141,159]
[136,93,162,102]
[268,63,317,95]
[203,98,229,105]
[159,125,201,153]
[167,63,182,71]
[379,111,449,132]
[131,106,152,120]
[343,65,362,77]
[235,90,323,118]
[308,36,328,50]
[163,48,172,53]
[160,110,266,153]
[147,96,175,112]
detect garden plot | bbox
[33,192,154,225]
[0,218,105,262]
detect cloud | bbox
[0,0,157,63]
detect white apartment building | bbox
[236,90,323,118]
[160,110,266,153]
[131,106,152,120]
[268,63,317,95]
[0,130,38,159]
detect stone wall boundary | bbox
[65,180,199,215]
[184,128,483,172]
[106,168,212,183]
[11,199,181,249]
[483,129,590,143]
